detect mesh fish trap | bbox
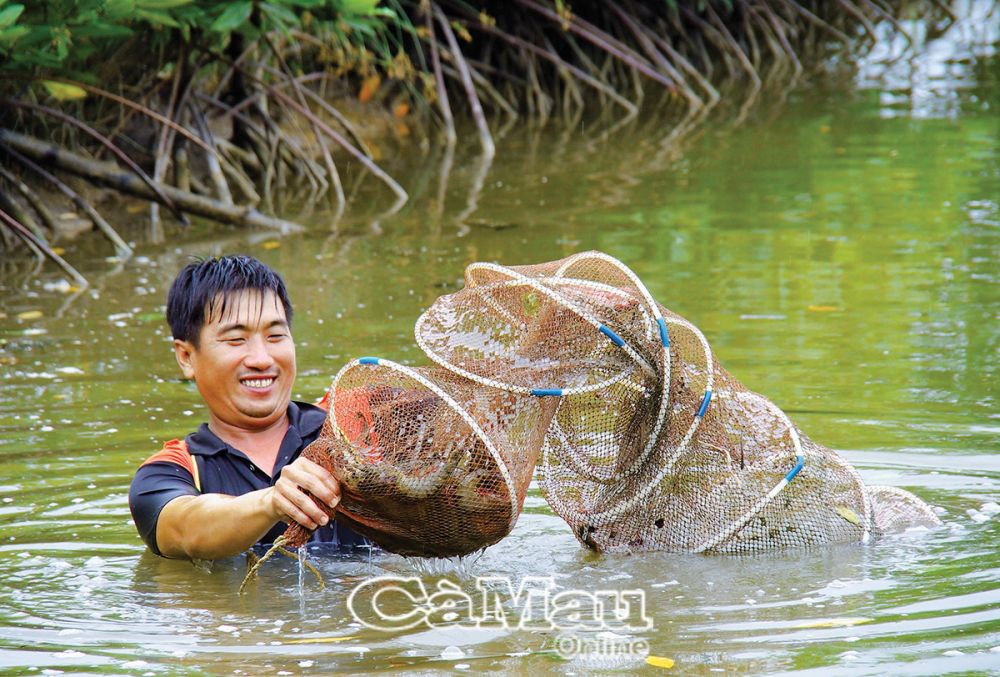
[286,251,939,558]
[294,360,557,557]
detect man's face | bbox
[174,289,296,432]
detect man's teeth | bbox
[243,378,275,388]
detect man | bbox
[128,255,365,559]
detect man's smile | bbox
[241,375,278,389]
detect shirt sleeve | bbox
[128,445,200,557]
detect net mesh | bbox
[287,363,556,557]
[289,251,940,557]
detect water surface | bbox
[0,5,998,674]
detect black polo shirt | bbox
[128,401,366,556]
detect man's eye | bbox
[268,333,288,341]
[224,337,245,345]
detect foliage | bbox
[0,0,398,76]
[0,0,949,255]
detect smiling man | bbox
[128,256,365,559]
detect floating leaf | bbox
[41,81,87,101]
[17,310,43,321]
[393,101,409,118]
[646,655,675,669]
[836,505,861,525]
[51,247,66,255]
[261,240,281,250]
[283,634,357,644]
[792,617,871,629]
[808,305,841,312]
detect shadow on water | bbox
[0,3,998,674]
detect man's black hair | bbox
[166,255,293,345]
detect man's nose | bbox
[243,336,276,369]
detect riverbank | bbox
[0,0,968,282]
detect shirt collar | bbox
[186,401,326,456]
[292,400,326,438]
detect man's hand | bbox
[269,456,341,531]
[155,457,342,560]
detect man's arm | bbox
[154,456,342,560]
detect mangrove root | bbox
[0,129,303,233]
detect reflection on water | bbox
[857,0,999,119]
[1,5,999,674]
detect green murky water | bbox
[1,6,999,675]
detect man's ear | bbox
[173,339,197,380]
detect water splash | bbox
[297,546,308,616]
[297,546,306,594]
[405,551,486,579]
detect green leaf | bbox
[339,0,380,15]
[72,23,134,39]
[41,80,88,101]
[260,2,298,28]
[135,0,194,8]
[0,24,28,46]
[346,16,382,37]
[0,4,24,30]
[103,0,137,21]
[210,1,252,33]
[53,33,70,61]
[135,7,181,28]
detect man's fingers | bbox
[280,458,341,508]
[272,482,329,529]
[267,456,344,530]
